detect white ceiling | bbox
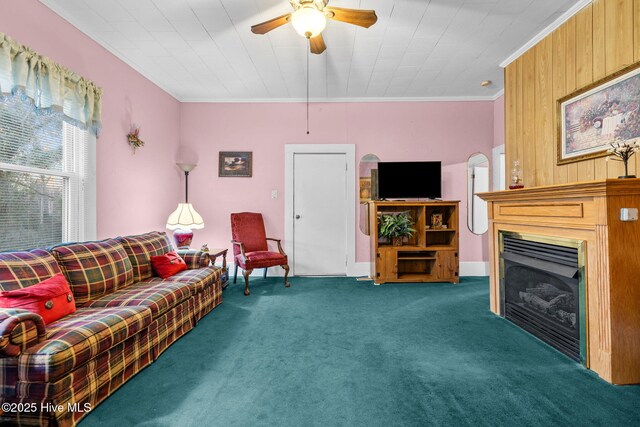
[39,0,583,102]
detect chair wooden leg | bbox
[234,264,238,284]
[243,269,253,296]
[263,268,268,278]
[282,264,290,287]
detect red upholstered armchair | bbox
[230,212,290,296]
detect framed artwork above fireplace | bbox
[557,61,640,165]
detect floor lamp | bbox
[166,163,204,248]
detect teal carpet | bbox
[80,277,640,426]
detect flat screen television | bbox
[377,161,442,199]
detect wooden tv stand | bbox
[369,201,459,284]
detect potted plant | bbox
[378,212,416,246]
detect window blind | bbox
[0,170,64,250]
[0,94,91,252]
[0,95,64,171]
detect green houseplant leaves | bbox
[378,211,416,245]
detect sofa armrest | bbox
[176,249,211,269]
[0,309,46,357]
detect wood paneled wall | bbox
[505,0,640,187]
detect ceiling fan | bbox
[250,0,377,54]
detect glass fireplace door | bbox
[499,232,587,364]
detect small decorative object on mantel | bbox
[127,125,144,152]
[607,138,639,178]
[200,244,209,253]
[378,211,416,247]
[509,160,524,189]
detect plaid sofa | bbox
[0,231,223,426]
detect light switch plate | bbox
[620,208,638,221]
[271,190,278,199]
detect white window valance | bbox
[0,32,102,135]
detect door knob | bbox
[295,215,301,219]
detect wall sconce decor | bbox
[127,125,144,152]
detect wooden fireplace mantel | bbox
[479,179,640,385]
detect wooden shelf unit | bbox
[369,201,459,284]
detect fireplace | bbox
[499,232,587,364]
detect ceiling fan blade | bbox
[251,13,291,35]
[309,34,326,54]
[325,7,377,28]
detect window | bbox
[0,95,96,252]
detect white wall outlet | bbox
[620,208,638,221]
[271,190,278,199]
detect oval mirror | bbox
[359,154,380,235]
[467,153,490,235]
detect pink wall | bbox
[1,0,181,238]
[442,162,488,263]
[494,95,505,147]
[3,0,504,266]
[180,102,495,264]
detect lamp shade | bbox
[166,203,204,230]
[291,5,327,38]
[176,162,197,173]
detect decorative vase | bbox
[173,229,193,249]
[392,237,403,247]
[509,160,524,189]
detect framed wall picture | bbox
[557,61,640,164]
[219,152,252,177]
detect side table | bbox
[208,248,229,290]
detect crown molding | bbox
[178,95,499,103]
[39,0,505,105]
[499,0,592,68]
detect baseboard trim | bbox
[459,262,490,277]
[351,262,371,277]
[350,262,489,277]
[222,261,488,278]
[221,263,285,278]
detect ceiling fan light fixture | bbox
[291,5,327,38]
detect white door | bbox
[293,153,347,275]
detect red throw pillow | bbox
[0,274,76,325]
[150,251,187,279]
